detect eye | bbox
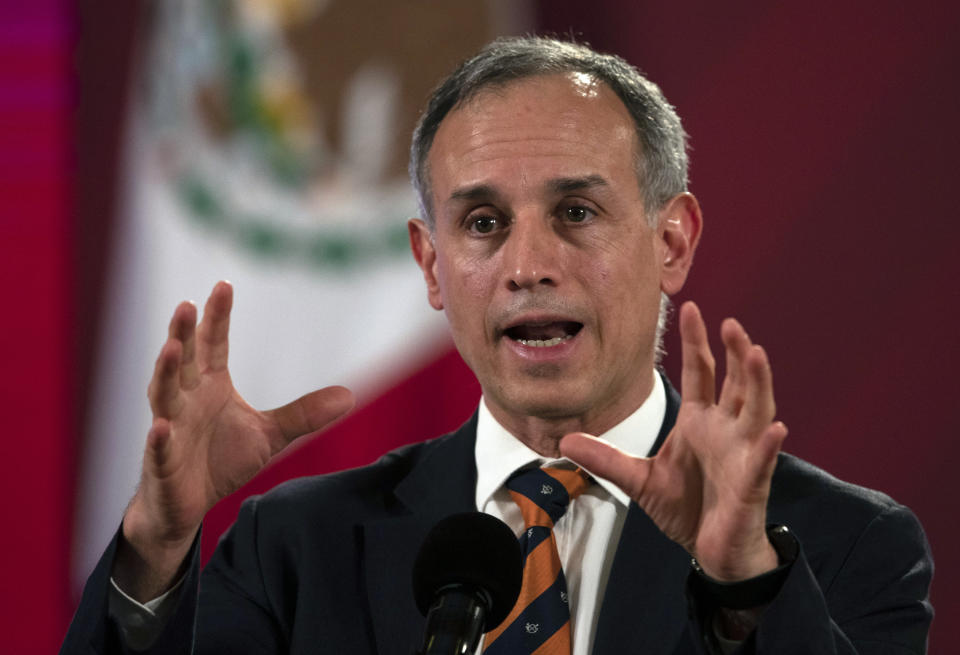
[563,205,595,223]
[468,214,501,234]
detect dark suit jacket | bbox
[61,381,933,654]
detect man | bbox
[61,37,933,654]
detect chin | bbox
[498,382,594,422]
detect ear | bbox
[408,218,444,310]
[656,192,703,295]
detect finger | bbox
[196,281,233,371]
[265,385,355,450]
[168,301,200,390]
[745,421,788,488]
[740,344,777,432]
[717,317,751,415]
[144,417,175,478]
[679,301,716,405]
[559,432,652,500]
[148,339,183,419]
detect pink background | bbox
[1,1,956,652]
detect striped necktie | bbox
[484,466,591,654]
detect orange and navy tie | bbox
[484,466,591,655]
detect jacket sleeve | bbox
[687,503,934,654]
[58,527,202,655]
[59,495,289,655]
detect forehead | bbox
[427,73,640,202]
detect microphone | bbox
[412,512,523,655]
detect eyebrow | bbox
[547,175,609,194]
[449,184,499,203]
[447,175,609,203]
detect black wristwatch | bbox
[689,525,799,610]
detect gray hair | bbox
[409,35,689,230]
[409,36,685,364]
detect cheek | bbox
[436,254,496,322]
[461,259,497,298]
[589,233,655,284]
[590,242,661,328]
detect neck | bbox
[482,371,657,457]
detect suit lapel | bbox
[362,415,479,655]
[591,505,691,655]
[592,375,691,655]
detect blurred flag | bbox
[73,0,530,591]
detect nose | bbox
[502,212,561,291]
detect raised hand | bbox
[560,300,787,582]
[114,281,355,600]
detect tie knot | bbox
[506,466,591,528]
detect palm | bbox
[157,372,266,530]
[137,281,354,544]
[562,301,786,580]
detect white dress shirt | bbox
[475,372,666,655]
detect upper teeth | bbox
[516,335,572,348]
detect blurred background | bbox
[2,0,957,652]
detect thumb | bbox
[559,432,651,500]
[266,385,355,449]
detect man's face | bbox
[411,73,697,435]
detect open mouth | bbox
[504,321,582,348]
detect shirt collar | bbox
[475,372,667,510]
